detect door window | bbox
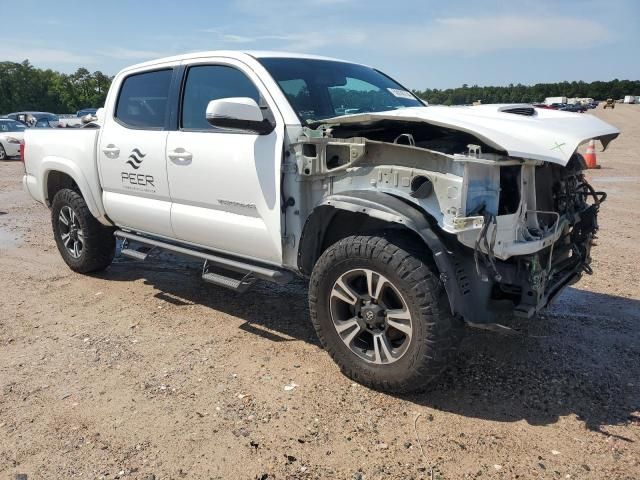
[181,65,261,130]
[115,69,173,129]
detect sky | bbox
[1,0,639,89]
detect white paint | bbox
[322,104,619,166]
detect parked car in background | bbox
[559,103,586,113]
[0,118,26,160]
[77,108,98,117]
[604,98,615,109]
[6,112,60,128]
[532,103,555,110]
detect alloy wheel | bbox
[329,268,413,365]
[58,206,84,258]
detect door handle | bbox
[102,144,120,158]
[168,148,193,163]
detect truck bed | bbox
[23,128,106,221]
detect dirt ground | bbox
[1,106,639,480]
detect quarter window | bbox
[181,65,261,130]
[115,69,173,129]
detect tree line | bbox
[0,61,111,114]
[1,60,639,113]
[413,79,640,105]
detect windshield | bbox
[0,120,26,132]
[258,58,423,124]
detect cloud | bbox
[0,43,96,64]
[235,0,358,9]
[197,15,609,56]
[42,18,63,26]
[220,34,256,43]
[200,28,367,52]
[381,16,611,54]
[100,47,173,60]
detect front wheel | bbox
[51,189,115,273]
[309,233,463,393]
[0,144,7,160]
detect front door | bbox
[166,61,284,264]
[98,67,175,238]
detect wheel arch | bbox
[40,157,109,225]
[298,190,467,317]
[46,170,79,203]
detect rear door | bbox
[98,67,176,237]
[165,59,285,264]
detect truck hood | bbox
[320,104,620,166]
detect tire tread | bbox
[51,189,115,273]
[309,232,464,393]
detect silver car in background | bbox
[6,111,60,128]
[0,118,26,159]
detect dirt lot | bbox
[1,106,639,479]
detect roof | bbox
[120,50,358,74]
[7,111,57,116]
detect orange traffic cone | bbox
[584,139,600,169]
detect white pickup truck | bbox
[23,51,619,392]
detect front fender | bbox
[40,156,107,223]
[300,190,468,318]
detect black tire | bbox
[51,188,115,273]
[309,233,463,393]
[0,144,7,160]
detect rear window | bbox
[0,120,26,132]
[115,69,173,129]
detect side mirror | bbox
[206,97,275,135]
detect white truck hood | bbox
[321,105,620,166]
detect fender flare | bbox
[299,190,468,318]
[40,156,108,222]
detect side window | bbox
[115,69,173,129]
[181,65,261,130]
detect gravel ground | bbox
[1,105,638,479]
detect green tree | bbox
[414,79,640,105]
[0,60,113,114]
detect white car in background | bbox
[0,118,26,160]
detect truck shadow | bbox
[104,254,317,345]
[100,255,639,438]
[404,288,640,440]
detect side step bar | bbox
[114,230,293,286]
[120,247,149,261]
[201,268,255,293]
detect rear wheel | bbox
[0,144,7,160]
[51,189,115,273]
[309,233,464,393]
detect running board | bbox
[114,230,293,285]
[202,270,256,293]
[120,247,149,261]
[465,321,521,336]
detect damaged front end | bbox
[288,107,618,324]
[452,152,606,321]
